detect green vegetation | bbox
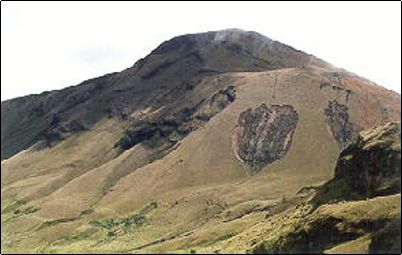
[312,178,361,206]
[252,195,401,254]
[89,202,157,238]
[2,199,27,214]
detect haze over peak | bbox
[128,29,330,84]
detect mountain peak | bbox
[1,28,401,254]
[151,28,275,55]
[134,29,328,80]
[212,28,272,42]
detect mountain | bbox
[1,28,401,254]
[1,28,329,160]
[252,122,401,254]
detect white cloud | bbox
[1,1,401,101]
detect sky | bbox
[1,1,401,101]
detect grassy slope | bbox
[1,66,400,253]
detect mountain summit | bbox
[1,29,330,160]
[1,29,400,254]
[130,28,332,82]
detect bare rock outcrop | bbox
[233,104,299,171]
[314,122,401,204]
[115,86,236,150]
[324,100,357,149]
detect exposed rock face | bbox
[252,195,401,254]
[324,100,356,149]
[193,86,236,121]
[32,119,87,150]
[369,218,401,254]
[319,82,353,102]
[334,122,401,198]
[115,86,236,150]
[253,215,362,254]
[253,122,401,254]
[314,122,401,204]
[233,104,299,171]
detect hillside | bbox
[1,29,401,254]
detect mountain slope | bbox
[0,29,328,161]
[1,29,401,254]
[251,121,401,254]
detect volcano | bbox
[1,29,400,254]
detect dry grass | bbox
[1,66,400,254]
